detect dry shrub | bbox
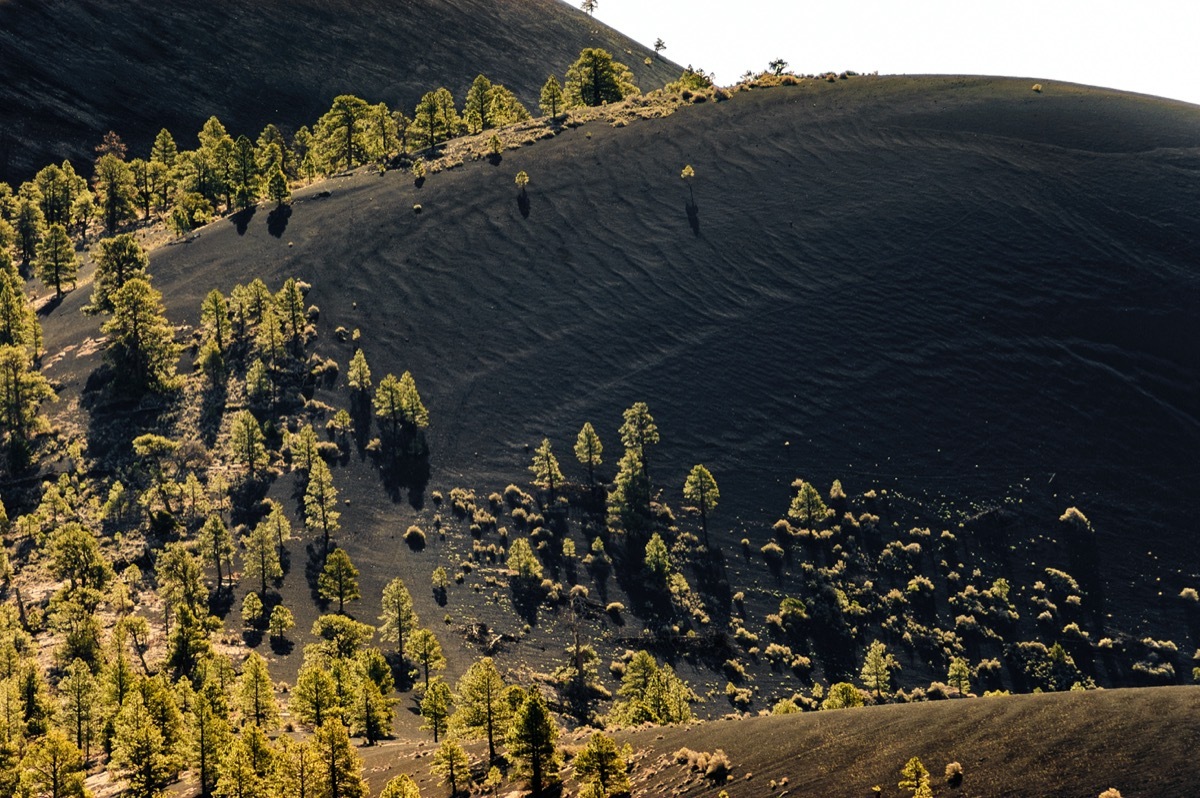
[945,761,963,787]
[404,525,426,548]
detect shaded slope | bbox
[42,76,1200,640]
[612,686,1200,798]
[0,0,679,182]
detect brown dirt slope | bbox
[611,686,1200,798]
[38,76,1200,667]
[0,0,680,182]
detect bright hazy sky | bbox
[591,0,1200,106]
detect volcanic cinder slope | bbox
[41,77,1200,651]
[0,0,679,182]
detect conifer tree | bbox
[405,628,446,692]
[420,677,452,742]
[228,410,267,481]
[243,514,283,598]
[313,719,367,798]
[682,464,719,546]
[232,135,260,209]
[292,663,339,729]
[216,722,275,798]
[347,349,371,394]
[378,577,418,658]
[0,344,54,456]
[315,95,371,173]
[507,690,559,794]
[574,422,602,495]
[276,277,306,349]
[349,671,392,745]
[94,152,136,233]
[573,732,629,797]
[268,605,294,643]
[110,680,183,798]
[859,640,899,699]
[102,276,179,393]
[237,652,279,730]
[529,438,564,501]
[564,48,639,107]
[188,674,231,798]
[200,289,230,354]
[151,128,178,169]
[0,259,41,354]
[305,456,341,555]
[288,423,320,474]
[899,756,931,797]
[275,736,322,798]
[14,191,44,267]
[788,479,828,527]
[89,233,149,314]
[451,657,510,762]
[379,773,422,798]
[35,223,76,299]
[56,658,99,762]
[319,548,361,613]
[20,728,86,798]
[432,738,471,795]
[198,514,234,591]
[948,656,971,696]
[464,74,494,134]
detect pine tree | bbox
[682,464,719,546]
[276,277,306,350]
[529,438,564,501]
[573,732,629,797]
[228,410,267,481]
[313,719,367,798]
[0,259,41,354]
[237,652,279,729]
[268,605,294,643]
[231,135,260,209]
[374,371,429,442]
[318,548,361,613]
[150,128,178,168]
[275,737,322,798]
[643,533,670,578]
[464,74,494,134]
[305,456,341,555]
[0,344,53,449]
[215,722,275,798]
[349,671,392,745]
[94,152,136,233]
[188,674,231,798]
[102,276,180,393]
[859,640,899,700]
[451,657,510,762]
[288,424,320,474]
[198,514,234,591]
[788,479,828,527]
[347,349,371,394]
[20,728,86,798]
[200,289,230,354]
[573,422,602,495]
[432,737,471,795]
[243,515,283,597]
[506,538,543,583]
[405,628,446,692]
[378,773,421,798]
[14,192,44,267]
[608,449,651,537]
[315,95,371,173]
[564,48,639,107]
[35,223,77,299]
[56,658,99,762]
[948,657,971,696]
[110,681,183,798]
[619,401,659,474]
[507,690,559,794]
[378,577,418,658]
[420,677,452,742]
[899,756,931,797]
[292,663,339,729]
[540,71,566,117]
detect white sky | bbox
[592,0,1200,106]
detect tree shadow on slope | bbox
[267,204,292,238]
[230,206,256,235]
[685,199,700,236]
[371,433,429,509]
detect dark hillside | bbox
[613,686,1200,798]
[39,76,1200,681]
[0,0,679,182]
